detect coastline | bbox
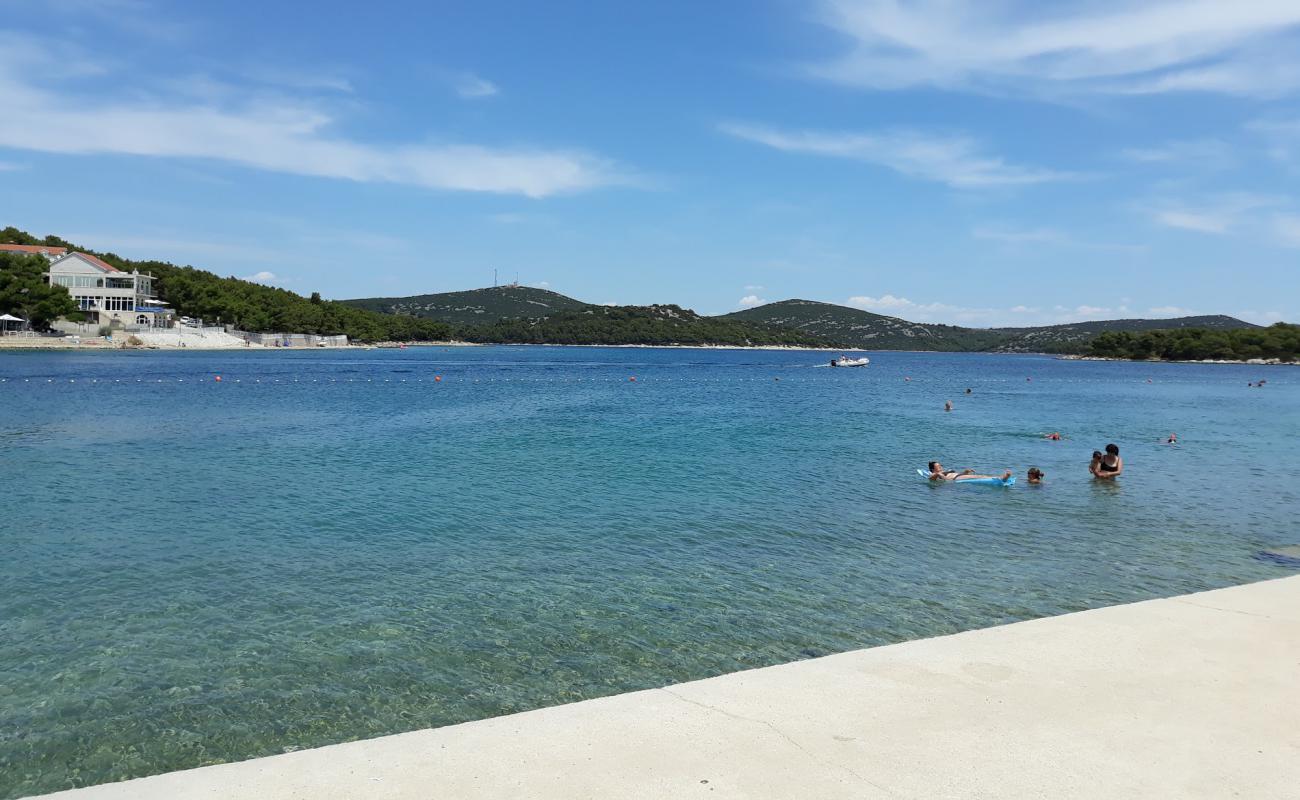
[33,576,1300,800]
[1060,354,1297,366]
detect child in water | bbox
[1027,468,1044,484]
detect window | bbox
[136,315,149,325]
[104,297,134,311]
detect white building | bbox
[43,252,173,329]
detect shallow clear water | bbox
[1,347,1297,797]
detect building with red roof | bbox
[0,243,68,259]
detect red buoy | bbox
[629,376,637,382]
[434,375,442,382]
[214,376,222,382]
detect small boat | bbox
[830,356,870,367]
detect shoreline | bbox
[1060,354,1297,366]
[34,575,1300,800]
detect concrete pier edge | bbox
[31,576,1300,799]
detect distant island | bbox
[3,225,1290,356]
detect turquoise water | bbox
[2,347,1297,797]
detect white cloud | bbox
[744,284,765,291]
[844,295,1148,326]
[972,226,1065,245]
[738,294,767,308]
[1247,118,1300,165]
[242,271,277,283]
[808,0,1300,98]
[1147,305,1194,316]
[1120,139,1235,168]
[450,72,499,98]
[1236,309,1286,324]
[1153,210,1232,234]
[533,281,551,289]
[721,122,1073,188]
[973,225,1144,252]
[1147,193,1284,235]
[1274,214,1300,247]
[0,39,624,198]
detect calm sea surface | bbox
[2,347,1297,796]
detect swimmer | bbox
[1088,450,1103,476]
[1027,467,1044,484]
[1044,432,1062,441]
[965,387,972,394]
[1093,443,1123,479]
[1167,432,1178,444]
[944,400,953,412]
[927,461,1012,482]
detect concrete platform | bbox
[35,576,1300,800]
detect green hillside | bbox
[991,315,1257,353]
[343,285,591,326]
[1089,323,1298,361]
[721,300,1005,351]
[459,304,839,348]
[724,299,1257,353]
[1,226,452,342]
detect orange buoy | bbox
[434,375,442,382]
[214,375,222,382]
[629,376,636,382]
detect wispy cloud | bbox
[1146,193,1284,235]
[1120,139,1235,169]
[721,122,1074,187]
[0,37,624,198]
[0,161,25,172]
[744,284,765,291]
[842,296,1219,326]
[242,271,278,283]
[1248,117,1300,166]
[1274,214,1300,247]
[808,1,1300,98]
[449,71,500,98]
[738,294,767,308]
[844,294,1148,326]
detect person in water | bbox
[1044,432,1062,440]
[1167,432,1178,444]
[1092,443,1123,478]
[1027,467,1044,484]
[927,461,1012,482]
[1088,450,1103,475]
[944,400,953,412]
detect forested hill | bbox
[0,226,452,342]
[459,304,839,347]
[724,299,1257,353]
[993,315,1257,353]
[343,285,590,325]
[721,299,1002,351]
[1088,323,1298,362]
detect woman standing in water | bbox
[1092,443,1123,479]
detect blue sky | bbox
[1,0,1298,326]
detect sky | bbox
[1,0,1298,327]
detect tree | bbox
[0,253,80,329]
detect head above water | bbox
[1028,467,1044,479]
[1105,443,1119,456]
[928,461,940,472]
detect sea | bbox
[2,346,1297,797]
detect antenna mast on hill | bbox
[493,268,497,287]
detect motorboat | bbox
[830,356,870,367]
